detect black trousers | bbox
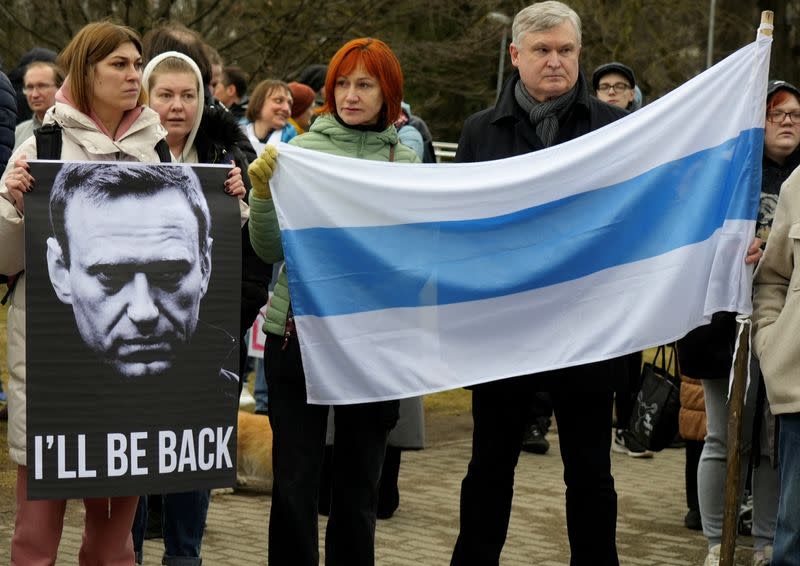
[265,333,398,566]
[685,439,704,511]
[451,371,618,566]
[614,351,644,429]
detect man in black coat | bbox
[450,3,628,565]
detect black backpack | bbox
[1,124,171,304]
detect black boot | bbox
[376,446,401,519]
[521,417,551,455]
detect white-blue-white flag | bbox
[270,31,771,404]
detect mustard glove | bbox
[248,145,279,199]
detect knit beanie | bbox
[288,81,316,118]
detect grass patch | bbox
[424,388,471,416]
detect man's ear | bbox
[46,237,73,305]
[509,43,520,68]
[199,237,213,298]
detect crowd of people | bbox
[0,1,798,565]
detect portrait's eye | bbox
[149,269,186,291]
[147,261,191,291]
[94,270,129,293]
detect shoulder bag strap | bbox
[155,139,172,163]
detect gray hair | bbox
[512,1,582,46]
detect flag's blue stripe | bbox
[282,128,762,318]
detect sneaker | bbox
[739,492,753,536]
[521,421,550,454]
[239,387,256,411]
[612,430,654,458]
[753,545,772,566]
[704,544,721,566]
[684,508,702,531]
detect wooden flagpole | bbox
[719,321,750,566]
[719,12,772,566]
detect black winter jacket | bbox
[456,70,627,163]
[456,69,629,392]
[195,107,271,332]
[0,71,17,170]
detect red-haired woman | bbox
[247,38,419,565]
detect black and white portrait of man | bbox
[46,163,228,381]
[25,161,241,499]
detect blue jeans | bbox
[774,413,800,565]
[699,373,778,550]
[132,490,210,565]
[254,357,269,413]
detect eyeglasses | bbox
[766,110,800,124]
[23,83,56,95]
[597,82,631,93]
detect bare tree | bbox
[2,0,798,141]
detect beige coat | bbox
[753,166,800,415]
[0,101,166,466]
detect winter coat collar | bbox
[54,78,145,141]
[490,69,593,126]
[44,101,165,159]
[308,113,399,149]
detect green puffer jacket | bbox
[249,113,420,338]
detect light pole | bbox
[488,11,512,101]
[706,0,716,69]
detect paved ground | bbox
[0,422,759,565]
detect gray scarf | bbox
[514,79,578,147]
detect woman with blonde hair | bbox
[248,37,419,566]
[0,21,168,564]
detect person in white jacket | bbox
[0,21,168,565]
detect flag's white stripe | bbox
[272,37,770,230]
[296,220,753,404]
